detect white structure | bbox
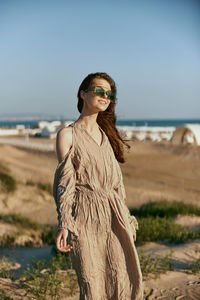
[40,120,75,138]
[117,125,175,142]
[38,120,62,129]
[41,126,57,139]
[171,124,200,145]
[39,120,63,138]
[117,126,134,139]
[0,128,19,136]
[38,121,51,129]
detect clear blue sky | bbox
[0,0,199,119]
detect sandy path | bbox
[143,271,200,299]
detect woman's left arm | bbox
[116,164,139,240]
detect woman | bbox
[53,72,144,299]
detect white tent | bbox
[41,126,57,138]
[171,124,200,145]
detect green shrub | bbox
[131,200,200,218]
[0,172,16,193]
[26,180,35,186]
[138,249,174,279]
[37,182,52,194]
[0,289,13,300]
[135,216,200,245]
[0,258,15,280]
[49,252,72,271]
[0,234,15,248]
[41,226,56,245]
[187,257,200,274]
[21,254,78,299]
[0,214,40,230]
[129,200,200,245]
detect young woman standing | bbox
[53,72,144,299]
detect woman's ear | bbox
[80,90,86,100]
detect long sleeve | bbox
[53,146,79,236]
[116,164,139,233]
[118,179,139,232]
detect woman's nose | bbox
[102,92,108,99]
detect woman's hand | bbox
[133,230,136,242]
[56,228,73,252]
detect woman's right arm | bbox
[56,127,73,163]
[54,127,74,252]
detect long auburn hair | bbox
[77,72,131,163]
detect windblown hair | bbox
[77,72,131,163]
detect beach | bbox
[0,138,200,299]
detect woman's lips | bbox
[99,100,106,105]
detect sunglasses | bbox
[84,86,117,103]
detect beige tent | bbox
[171,124,200,145]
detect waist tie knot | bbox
[75,183,132,233]
[75,183,114,196]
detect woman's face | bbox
[80,78,112,113]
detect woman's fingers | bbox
[60,235,63,248]
[56,232,61,250]
[63,230,67,248]
[58,243,73,252]
[60,244,73,252]
[56,229,73,252]
[133,231,136,241]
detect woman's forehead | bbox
[90,78,111,90]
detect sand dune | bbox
[1,140,200,220]
[122,141,200,209]
[0,141,200,299]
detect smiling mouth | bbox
[98,100,107,105]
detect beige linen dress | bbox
[53,121,144,300]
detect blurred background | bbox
[0,1,200,298]
[1,0,200,120]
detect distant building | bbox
[121,125,175,142]
[39,120,74,138]
[171,124,200,145]
[16,124,25,135]
[41,126,57,139]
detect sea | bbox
[0,119,199,129]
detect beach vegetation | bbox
[0,213,40,230]
[0,257,15,280]
[131,200,200,218]
[0,172,16,193]
[1,199,200,248]
[0,234,15,248]
[130,200,200,245]
[0,249,175,299]
[0,214,58,248]
[138,249,174,279]
[135,216,200,245]
[0,289,13,300]
[37,182,52,194]
[26,180,35,186]
[20,254,79,299]
[40,226,57,245]
[187,257,200,274]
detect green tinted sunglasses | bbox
[85,86,117,103]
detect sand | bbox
[0,139,200,299]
